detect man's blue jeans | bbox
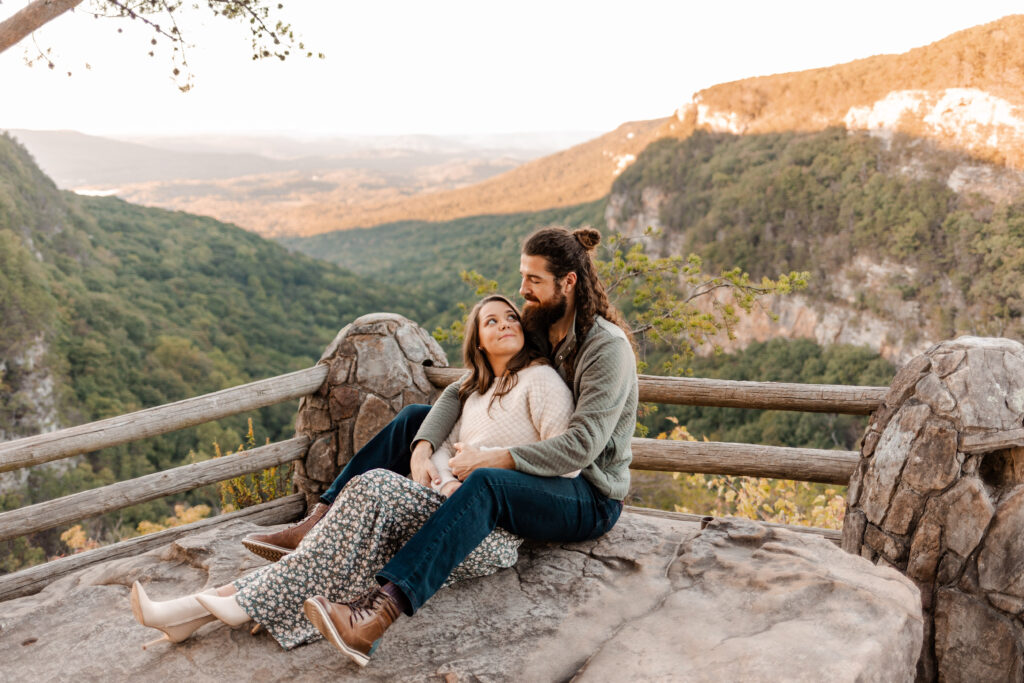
[317,403,623,614]
[377,467,622,614]
[319,404,432,505]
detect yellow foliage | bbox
[661,423,846,530]
[135,503,212,536]
[60,524,100,553]
[215,418,294,512]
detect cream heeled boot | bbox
[194,593,251,627]
[129,581,218,649]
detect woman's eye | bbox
[485,319,497,325]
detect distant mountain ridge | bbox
[665,15,1024,168]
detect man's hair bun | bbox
[572,227,601,251]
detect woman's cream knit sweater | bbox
[430,364,575,493]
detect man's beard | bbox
[521,291,568,335]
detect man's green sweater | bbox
[413,315,638,500]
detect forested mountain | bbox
[0,132,420,567]
[283,123,1024,366]
[608,128,1024,362]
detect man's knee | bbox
[395,403,431,428]
[462,467,520,492]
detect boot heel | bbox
[140,615,217,649]
[130,581,216,648]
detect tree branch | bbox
[0,0,85,54]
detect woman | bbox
[130,294,575,655]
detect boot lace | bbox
[349,589,399,622]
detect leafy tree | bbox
[0,0,321,89]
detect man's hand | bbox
[409,440,439,487]
[449,443,515,480]
[440,480,462,497]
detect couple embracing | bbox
[130,226,639,668]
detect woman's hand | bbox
[449,443,515,480]
[440,480,462,497]
[409,440,439,487]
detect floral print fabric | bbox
[232,468,522,649]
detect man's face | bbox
[519,253,568,332]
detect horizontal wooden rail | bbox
[0,437,308,543]
[0,365,327,473]
[630,438,857,485]
[424,366,886,415]
[0,494,306,602]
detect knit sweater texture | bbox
[429,364,576,493]
[415,315,638,500]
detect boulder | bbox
[843,336,1024,679]
[0,515,921,682]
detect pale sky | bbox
[1,1,1021,137]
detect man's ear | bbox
[563,271,578,293]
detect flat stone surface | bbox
[940,478,994,558]
[934,588,1024,683]
[930,349,965,378]
[861,404,931,525]
[945,347,1023,430]
[352,394,396,453]
[978,487,1024,599]
[0,515,922,682]
[883,486,925,536]
[575,518,921,683]
[353,336,413,398]
[900,421,960,493]
[914,374,957,415]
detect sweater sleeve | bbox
[510,334,634,477]
[412,378,464,452]
[526,368,579,478]
[526,368,574,441]
[429,418,461,494]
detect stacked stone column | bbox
[293,313,448,507]
[843,336,1024,681]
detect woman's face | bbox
[476,300,525,365]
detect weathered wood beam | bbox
[0,365,327,473]
[624,505,842,543]
[961,427,1024,454]
[0,494,306,603]
[0,437,308,543]
[424,367,886,415]
[630,438,857,485]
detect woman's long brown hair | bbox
[458,294,545,409]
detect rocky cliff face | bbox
[680,85,1024,172]
[605,188,954,366]
[0,335,68,494]
[664,16,1024,165]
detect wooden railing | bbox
[0,361,887,601]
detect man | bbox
[245,226,638,667]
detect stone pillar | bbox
[293,313,448,508]
[843,337,1024,682]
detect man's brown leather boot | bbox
[241,502,330,561]
[302,585,404,667]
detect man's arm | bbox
[409,379,463,486]
[510,334,635,477]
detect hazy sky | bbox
[1,1,1020,137]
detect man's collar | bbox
[551,311,577,367]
